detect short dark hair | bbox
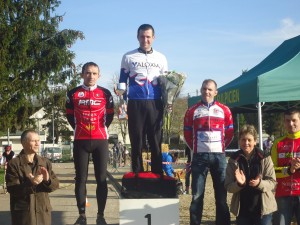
[21,129,38,143]
[81,62,99,74]
[137,24,155,37]
[202,79,217,89]
[284,108,300,118]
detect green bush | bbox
[0,167,5,186]
[61,149,73,162]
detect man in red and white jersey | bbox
[66,62,114,225]
[184,79,233,225]
[271,108,300,225]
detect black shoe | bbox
[74,214,87,225]
[96,214,107,225]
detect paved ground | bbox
[0,162,127,225]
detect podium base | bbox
[119,198,179,225]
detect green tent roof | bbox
[189,35,300,113]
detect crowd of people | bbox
[2,23,300,225]
[111,141,129,167]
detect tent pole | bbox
[258,102,263,149]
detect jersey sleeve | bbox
[223,105,234,149]
[160,54,168,74]
[119,54,130,84]
[119,54,130,100]
[105,90,114,128]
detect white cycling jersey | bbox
[119,48,168,100]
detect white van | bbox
[42,147,62,162]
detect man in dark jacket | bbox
[5,129,59,225]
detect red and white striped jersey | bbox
[184,100,233,154]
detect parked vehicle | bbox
[42,147,62,162]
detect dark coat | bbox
[6,150,59,225]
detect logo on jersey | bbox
[78,99,101,106]
[213,108,220,115]
[78,92,84,98]
[132,62,161,68]
[85,124,95,131]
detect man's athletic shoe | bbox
[96,214,107,225]
[74,214,87,225]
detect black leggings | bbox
[73,139,108,216]
[127,99,163,174]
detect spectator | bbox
[118,142,124,166]
[119,24,168,175]
[112,142,120,167]
[123,146,129,167]
[225,125,277,225]
[2,145,15,168]
[263,136,273,154]
[66,62,114,225]
[184,79,234,225]
[271,108,300,225]
[5,129,59,225]
[162,152,178,177]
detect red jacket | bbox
[66,84,114,140]
[184,100,233,153]
[271,130,300,197]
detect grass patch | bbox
[0,167,5,186]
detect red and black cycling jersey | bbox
[66,84,114,140]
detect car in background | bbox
[42,147,62,162]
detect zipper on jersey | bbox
[89,88,92,152]
[290,139,295,195]
[145,51,149,96]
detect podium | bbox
[120,172,180,224]
[119,198,179,225]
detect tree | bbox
[0,1,84,133]
[38,64,82,144]
[109,73,129,145]
[166,96,188,148]
[163,97,187,141]
[263,112,285,138]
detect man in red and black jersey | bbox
[66,62,114,225]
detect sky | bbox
[55,1,300,97]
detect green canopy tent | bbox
[188,35,300,146]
